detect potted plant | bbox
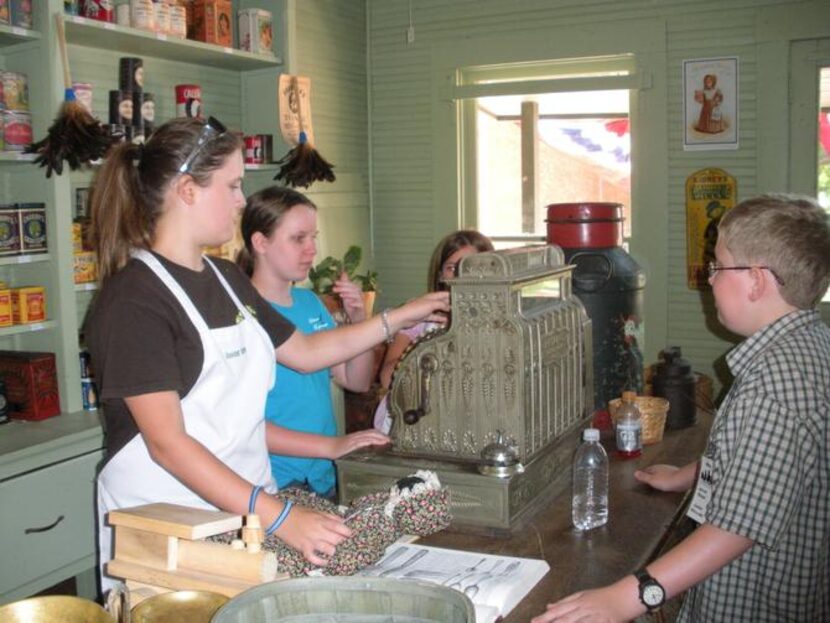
[308,245,379,319]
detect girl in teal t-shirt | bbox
[238,186,387,496]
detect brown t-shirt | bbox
[85,252,295,460]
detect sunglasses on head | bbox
[177,116,227,175]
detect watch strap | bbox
[634,567,665,612]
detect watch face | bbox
[643,583,664,606]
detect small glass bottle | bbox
[572,428,609,530]
[615,390,643,458]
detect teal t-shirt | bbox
[267,288,337,495]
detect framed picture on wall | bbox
[683,57,739,151]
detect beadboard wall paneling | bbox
[367,0,829,389]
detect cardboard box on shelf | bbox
[11,286,46,324]
[0,351,61,421]
[192,0,232,47]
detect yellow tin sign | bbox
[685,168,736,289]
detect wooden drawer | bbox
[0,451,101,596]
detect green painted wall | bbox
[367,0,830,389]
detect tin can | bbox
[141,92,155,135]
[244,135,263,164]
[259,133,273,162]
[2,71,29,111]
[0,204,19,257]
[126,124,144,145]
[238,8,273,55]
[130,0,154,31]
[64,0,80,16]
[175,84,202,119]
[81,0,114,22]
[169,3,186,38]
[17,203,47,254]
[10,0,32,29]
[2,110,32,151]
[109,89,133,125]
[72,82,94,115]
[115,2,130,26]
[79,350,93,378]
[154,1,170,34]
[81,378,98,410]
[119,57,144,93]
[105,123,126,142]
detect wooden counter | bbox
[421,412,713,622]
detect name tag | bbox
[687,456,713,523]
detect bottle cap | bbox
[622,390,637,402]
[583,428,600,442]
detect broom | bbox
[273,76,336,188]
[26,15,113,177]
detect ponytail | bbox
[236,246,255,277]
[90,141,149,280]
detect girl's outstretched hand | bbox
[332,271,367,324]
[330,429,390,458]
[274,504,352,567]
[391,291,450,330]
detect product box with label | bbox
[238,8,273,55]
[0,351,61,421]
[11,285,46,324]
[73,251,97,284]
[193,0,232,47]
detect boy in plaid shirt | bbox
[533,194,830,623]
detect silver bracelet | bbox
[380,308,394,344]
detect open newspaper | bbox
[357,542,550,623]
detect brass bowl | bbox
[0,595,114,622]
[131,590,229,623]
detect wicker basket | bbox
[608,395,670,445]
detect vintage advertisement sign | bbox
[683,57,739,151]
[685,168,737,289]
[278,74,315,146]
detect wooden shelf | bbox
[0,24,40,48]
[0,253,51,266]
[64,16,282,70]
[0,320,56,337]
[0,152,36,164]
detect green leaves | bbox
[309,245,377,294]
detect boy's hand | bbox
[331,271,367,324]
[531,579,641,623]
[330,430,390,458]
[273,505,352,567]
[635,463,695,492]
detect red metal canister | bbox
[244,135,264,164]
[545,202,624,249]
[80,0,114,22]
[175,84,202,119]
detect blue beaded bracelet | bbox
[266,500,294,536]
[248,485,263,515]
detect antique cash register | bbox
[337,245,593,531]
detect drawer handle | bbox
[25,515,65,534]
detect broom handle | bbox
[55,14,73,90]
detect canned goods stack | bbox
[244,134,273,164]
[0,0,34,29]
[80,0,115,22]
[108,57,155,142]
[0,203,47,257]
[79,350,99,411]
[1,70,32,153]
[176,84,202,119]
[0,281,47,327]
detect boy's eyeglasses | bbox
[177,116,227,174]
[706,261,785,286]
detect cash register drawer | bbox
[0,450,101,596]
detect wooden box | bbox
[0,351,61,420]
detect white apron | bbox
[97,250,277,588]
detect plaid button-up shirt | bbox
[677,310,829,622]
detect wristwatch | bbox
[634,568,666,612]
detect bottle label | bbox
[616,421,642,453]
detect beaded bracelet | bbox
[380,308,394,344]
[248,485,263,514]
[266,500,294,536]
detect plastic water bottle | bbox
[572,428,609,530]
[615,390,642,458]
